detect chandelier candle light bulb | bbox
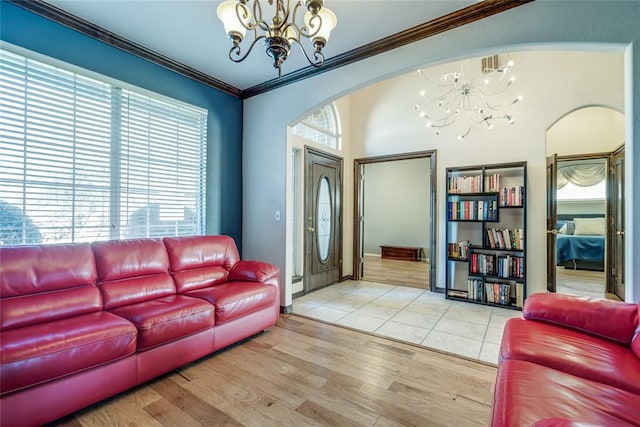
[217,0,337,77]
[415,56,523,140]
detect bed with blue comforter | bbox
[556,217,605,271]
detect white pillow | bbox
[573,217,605,236]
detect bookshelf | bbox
[445,162,527,310]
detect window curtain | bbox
[557,163,606,189]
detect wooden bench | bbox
[380,245,422,261]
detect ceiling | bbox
[36,0,522,97]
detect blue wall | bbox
[0,0,244,251]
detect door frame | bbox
[352,150,438,292]
[608,144,625,300]
[546,153,558,293]
[551,152,613,294]
[303,146,343,293]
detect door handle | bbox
[546,229,558,235]
[308,227,315,232]
[616,230,625,236]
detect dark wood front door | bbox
[304,147,342,293]
[546,154,558,293]
[610,148,625,300]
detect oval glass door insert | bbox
[317,176,332,262]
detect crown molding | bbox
[243,0,534,98]
[6,0,243,98]
[7,0,533,100]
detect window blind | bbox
[0,49,207,245]
[119,90,206,238]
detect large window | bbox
[0,48,207,245]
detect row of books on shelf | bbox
[469,253,524,278]
[447,279,524,307]
[447,173,506,194]
[447,240,470,259]
[448,175,482,194]
[484,173,502,193]
[486,228,524,250]
[485,281,517,306]
[499,186,524,207]
[447,200,498,221]
[496,255,524,279]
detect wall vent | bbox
[481,55,500,73]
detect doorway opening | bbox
[353,151,437,291]
[555,156,608,297]
[545,106,625,301]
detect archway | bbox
[546,106,625,300]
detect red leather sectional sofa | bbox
[492,293,640,426]
[0,235,280,426]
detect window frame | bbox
[292,102,342,150]
[0,44,208,245]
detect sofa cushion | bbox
[229,260,280,283]
[500,318,640,394]
[109,295,215,350]
[492,360,640,427]
[92,238,170,282]
[184,281,278,324]
[523,293,638,345]
[92,239,176,309]
[0,311,137,395]
[163,235,240,293]
[531,419,610,427]
[0,243,101,330]
[170,266,230,294]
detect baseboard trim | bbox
[280,305,294,314]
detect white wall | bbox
[547,107,625,155]
[558,200,606,216]
[346,49,625,291]
[286,98,353,296]
[363,158,430,257]
[243,1,640,307]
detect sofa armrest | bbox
[523,293,638,345]
[229,260,280,284]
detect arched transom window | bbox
[292,103,341,150]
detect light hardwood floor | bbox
[363,255,429,289]
[555,267,620,300]
[364,257,619,301]
[51,315,497,427]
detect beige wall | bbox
[547,106,625,156]
[345,50,623,291]
[243,1,640,307]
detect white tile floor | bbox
[292,280,523,364]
